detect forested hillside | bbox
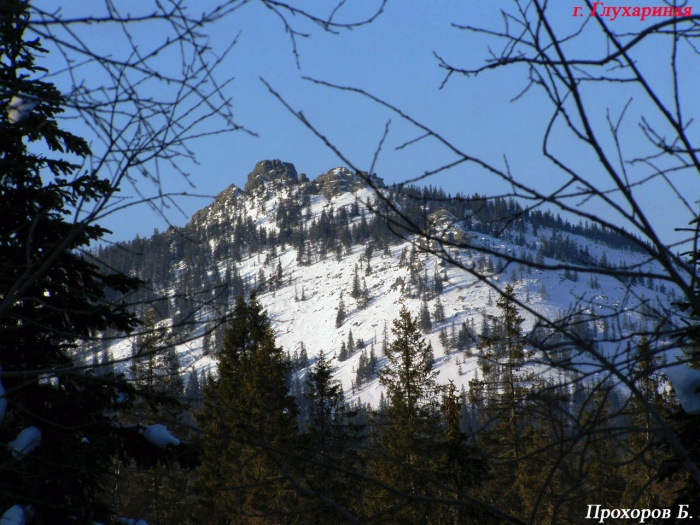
[5,0,700,522]
[84,160,689,524]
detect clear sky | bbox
[29,1,700,247]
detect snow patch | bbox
[113,390,127,404]
[0,505,27,525]
[666,364,700,415]
[6,95,38,124]
[140,424,180,448]
[8,426,41,457]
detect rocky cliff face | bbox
[314,167,385,199]
[244,159,299,193]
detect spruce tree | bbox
[298,341,309,369]
[351,264,361,299]
[197,295,303,523]
[439,326,449,351]
[419,299,432,333]
[433,267,444,295]
[433,297,446,324]
[161,347,184,408]
[276,259,283,286]
[130,309,164,391]
[368,306,443,522]
[304,351,345,451]
[335,292,347,328]
[358,277,370,309]
[185,370,203,412]
[355,350,370,387]
[476,284,531,516]
[0,4,184,522]
[369,344,377,375]
[433,381,487,524]
[126,308,184,424]
[563,381,629,519]
[305,353,368,521]
[381,320,389,356]
[621,338,674,508]
[339,340,348,362]
[510,377,573,523]
[450,322,458,352]
[347,329,355,355]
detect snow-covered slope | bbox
[99,160,677,407]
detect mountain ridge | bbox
[94,160,673,407]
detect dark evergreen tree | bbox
[130,309,164,390]
[185,370,203,412]
[367,306,444,522]
[355,344,378,388]
[127,308,181,425]
[351,264,361,299]
[457,321,476,352]
[381,320,389,356]
[298,341,310,369]
[296,235,306,265]
[0,5,187,522]
[338,340,348,362]
[419,299,432,333]
[433,267,444,295]
[304,351,346,454]
[439,326,449,351]
[433,297,446,324]
[369,343,377,373]
[450,322,458,352]
[355,350,370,387]
[433,381,487,524]
[621,338,675,508]
[357,277,370,309]
[476,284,531,516]
[201,325,213,356]
[99,348,114,376]
[275,259,283,287]
[161,347,184,403]
[197,295,303,523]
[335,292,347,328]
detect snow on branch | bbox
[7,427,41,458]
[665,364,700,415]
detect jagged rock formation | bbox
[314,167,383,199]
[244,159,299,192]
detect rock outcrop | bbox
[314,167,384,199]
[244,160,298,193]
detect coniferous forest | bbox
[97,291,681,524]
[3,1,700,525]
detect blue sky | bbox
[30,1,700,247]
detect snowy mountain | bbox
[94,159,676,407]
